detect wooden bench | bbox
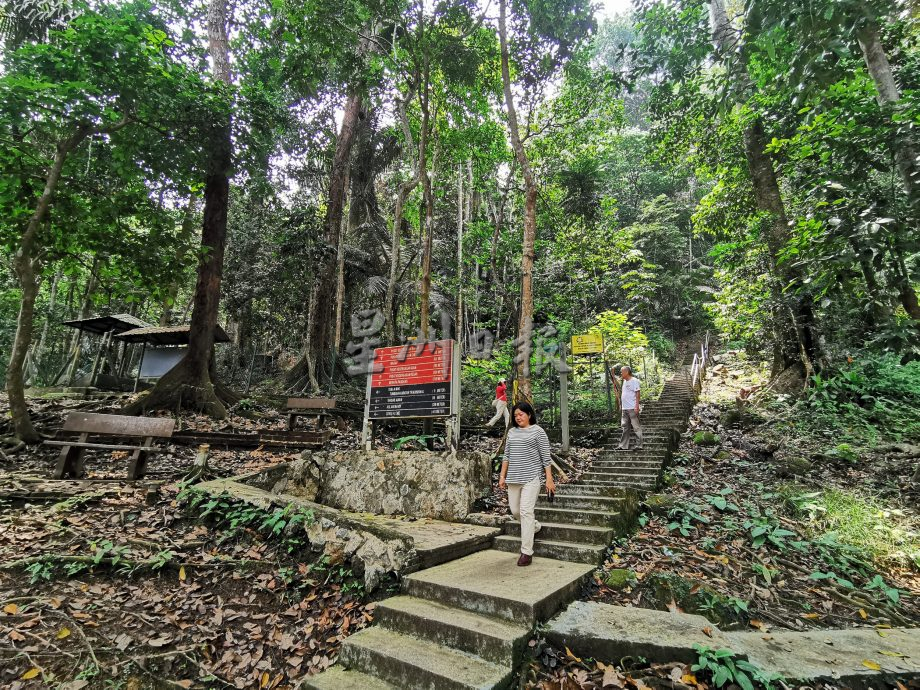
[46,413,176,480]
[285,397,338,431]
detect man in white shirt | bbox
[617,366,643,450]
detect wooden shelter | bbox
[114,324,231,391]
[55,314,154,388]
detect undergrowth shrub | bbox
[803,354,920,442]
[780,485,920,570]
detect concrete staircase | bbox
[303,550,594,689]
[304,358,705,689]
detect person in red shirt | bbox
[486,378,510,428]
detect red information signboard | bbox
[367,340,456,419]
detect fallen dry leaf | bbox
[862,660,882,671]
[602,666,624,688]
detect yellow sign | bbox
[571,333,604,355]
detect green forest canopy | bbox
[1,0,918,435]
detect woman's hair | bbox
[510,401,537,427]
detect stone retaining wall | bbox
[270,449,491,522]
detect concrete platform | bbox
[380,516,500,569]
[403,549,594,625]
[302,666,397,689]
[546,602,920,685]
[728,627,920,684]
[545,601,734,664]
[197,477,500,573]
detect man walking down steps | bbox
[617,366,643,451]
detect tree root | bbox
[1,554,250,572]
[1,437,26,453]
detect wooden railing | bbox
[690,331,711,394]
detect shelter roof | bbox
[61,313,153,336]
[114,324,231,346]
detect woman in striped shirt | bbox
[498,402,555,566]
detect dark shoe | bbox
[517,553,532,566]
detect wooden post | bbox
[559,344,570,454]
[89,330,111,387]
[361,353,374,450]
[133,342,146,393]
[449,341,461,453]
[604,357,613,418]
[66,327,84,386]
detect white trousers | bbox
[507,477,542,555]
[487,399,510,427]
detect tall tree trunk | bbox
[848,237,890,327]
[455,163,464,346]
[887,238,920,322]
[6,126,91,443]
[301,89,363,391]
[333,200,350,356]
[62,257,100,385]
[709,0,821,378]
[857,23,920,206]
[499,0,537,401]
[384,93,423,344]
[28,267,62,383]
[123,0,232,417]
[419,135,437,339]
[161,195,198,326]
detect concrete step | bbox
[402,549,594,626]
[600,479,657,491]
[506,520,614,545]
[591,447,671,460]
[580,472,659,483]
[585,468,661,479]
[338,626,509,690]
[538,493,626,512]
[493,535,607,565]
[592,455,666,464]
[592,458,663,467]
[599,450,670,459]
[534,505,620,527]
[374,596,528,666]
[595,453,668,462]
[603,438,672,445]
[302,666,398,690]
[555,483,629,497]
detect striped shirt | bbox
[504,424,551,484]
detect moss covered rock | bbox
[719,409,743,428]
[644,494,678,516]
[644,573,745,628]
[693,431,720,446]
[773,455,813,477]
[605,568,636,590]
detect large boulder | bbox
[318,449,491,522]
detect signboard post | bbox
[361,339,460,452]
[559,343,570,454]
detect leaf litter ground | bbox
[527,350,919,689]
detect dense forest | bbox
[2,2,919,688]
[1,0,918,437]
